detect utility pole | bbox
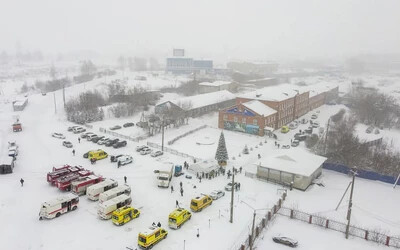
[230,167,235,223]
[53,92,57,114]
[324,118,330,155]
[161,119,165,152]
[345,170,356,239]
[249,211,256,250]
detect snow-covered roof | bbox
[242,100,277,117]
[188,160,219,174]
[354,124,383,143]
[307,84,339,98]
[255,149,327,176]
[238,84,305,102]
[169,90,235,110]
[0,156,14,165]
[199,81,231,87]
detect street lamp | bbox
[241,201,270,250]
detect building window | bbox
[253,119,258,125]
[223,115,228,121]
[234,116,238,122]
[242,117,246,123]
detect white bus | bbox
[97,194,132,219]
[98,184,131,203]
[87,179,118,201]
[39,193,79,220]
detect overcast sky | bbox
[1,0,400,62]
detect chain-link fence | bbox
[278,207,400,248]
[146,141,202,162]
[167,125,207,145]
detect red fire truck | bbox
[71,175,104,195]
[55,170,93,191]
[47,165,83,185]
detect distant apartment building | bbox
[227,61,279,75]
[166,49,213,75]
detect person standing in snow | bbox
[180,188,183,197]
[124,176,127,183]
[176,200,179,208]
[157,222,161,227]
[171,185,174,193]
[78,137,81,143]
[72,149,75,156]
[20,178,24,187]
[179,181,182,188]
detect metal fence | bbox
[146,141,202,162]
[278,207,400,248]
[167,125,207,145]
[98,127,148,142]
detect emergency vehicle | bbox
[112,205,140,225]
[88,149,108,161]
[47,165,83,185]
[71,175,104,195]
[86,179,118,201]
[39,193,79,220]
[138,226,168,249]
[55,170,93,191]
[168,208,191,229]
[190,195,213,212]
[98,184,131,203]
[97,194,132,219]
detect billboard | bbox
[173,49,185,57]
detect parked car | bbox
[117,155,133,166]
[86,134,98,141]
[288,122,298,130]
[62,141,73,148]
[209,190,225,200]
[282,145,290,149]
[300,118,308,124]
[272,236,298,247]
[68,126,80,132]
[113,140,127,148]
[136,145,148,152]
[311,114,318,119]
[41,92,47,96]
[91,136,105,143]
[81,132,94,138]
[105,138,119,147]
[52,133,66,139]
[151,150,163,157]
[110,154,124,162]
[281,126,290,133]
[123,122,135,128]
[73,127,86,134]
[294,133,307,141]
[225,182,239,191]
[305,127,313,134]
[97,137,110,145]
[140,147,152,155]
[366,126,374,134]
[291,140,300,147]
[312,121,320,128]
[109,125,122,130]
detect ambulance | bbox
[168,208,191,229]
[39,193,79,220]
[190,195,213,212]
[97,194,132,219]
[98,184,131,203]
[87,179,118,201]
[71,175,103,195]
[138,226,168,249]
[112,205,140,225]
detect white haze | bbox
[1,0,400,61]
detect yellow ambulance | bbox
[190,195,212,212]
[88,149,108,161]
[138,226,168,249]
[112,206,140,226]
[168,208,191,229]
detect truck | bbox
[55,170,93,191]
[71,175,104,195]
[12,122,22,132]
[97,194,132,219]
[98,184,131,203]
[86,179,118,201]
[39,193,79,220]
[156,164,173,188]
[174,165,183,177]
[47,165,83,185]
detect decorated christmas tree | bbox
[215,131,229,166]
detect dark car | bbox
[83,152,89,158]
[272,236,298,247]
[305,127,313,134]
[113,140,127,148]
[109,125,122,130]
[123,122,135,128]
[91,136,105,143]
[62,141,73,148]
[105,138,119,147]
[294,133,307,141]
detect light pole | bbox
[229,167,235,223]
[241,201,270,250]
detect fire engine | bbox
[86,179,118,201]
[47,165,83,185]
[39,193,79,220]
[55,170,93,191]
[71,175,104,195]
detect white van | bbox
[87,134,98,141]
[97,194,132,219]
[87,179,118,201]
[39,193,79,220]
[99,184,131,203]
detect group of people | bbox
[170,182,184,197]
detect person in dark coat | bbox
[20,178,24,187]
[78,138,81,143]
[176,200,179,208]
[157,222,161,227]
[124,176,127,183]
[180,181,182,188]
[118,161,121,168]
[72,149,75,156]
[199,176,202,183]
[180,188,183,197]
[171,185,174,193]
[239,167,242,173]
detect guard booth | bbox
[0,156,15,174]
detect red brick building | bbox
[218,100,277,136]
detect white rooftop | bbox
[169,90,235,110]
[239,84,305,102]
[242,100,277,117]
[188,159,219,174]
[199,81,231,87]
[254,148,327,176]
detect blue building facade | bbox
[166,57,213,74]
